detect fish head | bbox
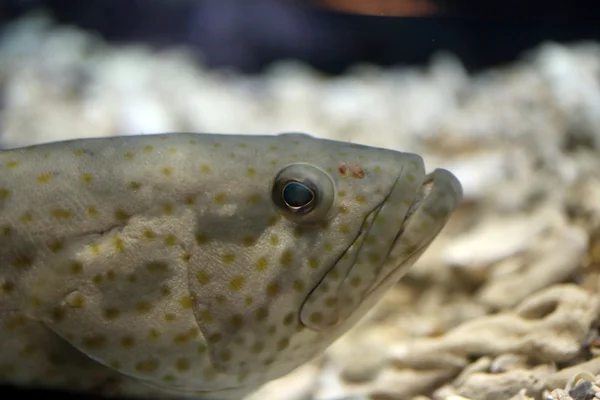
[190,132,463,382]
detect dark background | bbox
[1,0,600,74]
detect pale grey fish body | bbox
[0,132,462,399]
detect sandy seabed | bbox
[2,14,600,400]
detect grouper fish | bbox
[0,132,462,399]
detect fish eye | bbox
[272,164,335,223]
[282,181,315,211]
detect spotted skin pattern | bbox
[0,132,462,399]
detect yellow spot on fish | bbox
[147,329,161,341]
[310,312,323,324]
[162,204,173,215]
[37,173,52,183]
[143,229,155,239]
[102,308,120,320]
[229,276,245,291]
[128,181,141,190]
[270,235,280,245]
[255,307,268,322]
[356,194,366,204]
[164,235,177,246]
[325,297,338,307]
[80,173,93,184]
[266,281,280,298]
[121,336,135,349]
[246,194,262,205]
[195,233,208,245]
[367,252,381,263]
[51,209,71,219]
[114,209,129,221]
[143,145,154,152]
[113,237,125,252]
[135,359,159,373]
[0,189,10,199]
[199,310,214,323]
[214,193,226,204]
[256,257,268,271]
[5,160,18,168]
[30,296,42,308]
[67,294,85,308]
[1,281,15,294]
[47,240,63,253]
[184,195,196,205]
[175,358,190,372]
[222,253,235,264]
[242,235,256,247]
[73,149,86,156]
[162,167,173,176]
[87,206,98,217]
[277,338,290,351]
[164,313,176,322]
[220,350,232,362]
[13,254,32,269]
[89,244,101,255]
[251,342,264,354]
[208,333,222,344]
[196,271,210,285]
[293,279,305,292]
[19,213,32,223]
[180,296,193,309]
[230,315,244,329]
[280,249,293,267]
[201,165,211,174]
[123,151,134,160]
[136,302,152,314]
[308,257,319,269]
[247,168,256,177]
[146,262,167,273]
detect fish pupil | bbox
[282,181,315,210]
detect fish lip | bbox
[364,168,463,296]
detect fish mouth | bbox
[364,168,463,297]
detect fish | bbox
[0,132,462,399]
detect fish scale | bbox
[0,132,462,399]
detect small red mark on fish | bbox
[352,167,365,179]
[338,163,365,179]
